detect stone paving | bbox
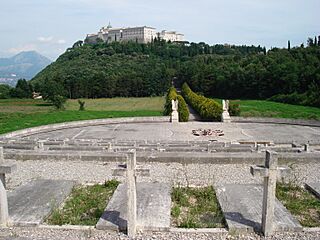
[16,122,320,144]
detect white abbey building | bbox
[85,24,184,44]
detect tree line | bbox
[1,36,319,108]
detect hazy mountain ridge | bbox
[0,51,52,86]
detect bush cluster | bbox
[182,83,222,121]
[164,87,189,122]
[269,83,320,108]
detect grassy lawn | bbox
[230,100,320,120]
[171,186,225,228]
[276,183,320,227]
[47,180,119,226]
[0,97,165,135]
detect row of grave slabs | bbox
[8,164,320,236]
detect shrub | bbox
[163,87,178,115]
[51,95,66,110]
[268,92,306,105]
[182,83,222,121]
[78,100,85,111]
[177,95,189,122]
[229,102,241,116]
[164,87,189,122]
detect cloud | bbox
[37,36,54,43]
[7,44,37,54]
[57,39,66,44]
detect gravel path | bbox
[3,160,320,240]
[1,227,320,240]
[6,160,320,190]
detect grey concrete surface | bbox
[232,117,320,127]
[96,182,171,232]
[14,122,320,144]
[216,184,302,233]
[305,182,320,199]
[8,179,75,226]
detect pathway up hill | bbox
[176,87,202,122]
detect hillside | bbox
[32,40,320,107]
[31,40,264,99]
[0,51,52,86]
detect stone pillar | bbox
[261,151,278,237]
[37,140,44,151]
[127,149,137,238]
[0,180,9,227]
[107,142,113,152]
[0,147,3,163]
[0,147,4,186]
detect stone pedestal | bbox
[222,111,231,123]
[170,99,179,123]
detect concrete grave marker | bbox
[127,149,137,237]
[0,146,17,227]
[0,174,9,227]
[97,149,171,236]
[110,150,150,237]
[250,151,290,236]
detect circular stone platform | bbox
[18,122,320,143]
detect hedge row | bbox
[181,83,222,121]
[164,87,189,122]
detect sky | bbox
[0,0,319,60]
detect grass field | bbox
[1,97,320,135]
[0,97,165,135]
[231,100,320,120]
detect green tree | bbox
[40,80,67,109]
[0,84,12,99]
[10,79,33,98]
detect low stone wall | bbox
[5,151,320,165]
[0,116,170,139]
[231,117,320,127]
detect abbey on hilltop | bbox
[85,23,184,44]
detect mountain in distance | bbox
[0,51,52,86]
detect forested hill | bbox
[32,38,320,107]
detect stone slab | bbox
[305,182,320,199]
[0,162,17,174]
[96,182,171,231]
[216,184,302,233]
[8,179,75,226]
